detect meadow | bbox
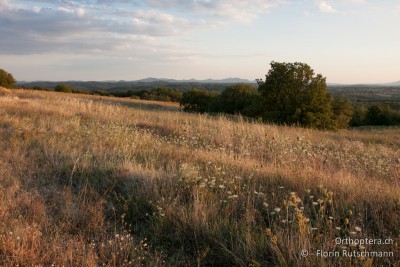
[0,88,399,266]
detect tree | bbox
[365,105,400,126]
[257,61,335,129]
[55,84,74,93]
[179,89,217,113]
[350,104,367,126]
[0,68,16,89]
[217,83,257,114]
[332,96,354,129]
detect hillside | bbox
[0,89,399,266]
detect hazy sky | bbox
[1,0,399,83]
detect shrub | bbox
[180,89,218,113]
[332,96,354,129]
[0,68,16,88]
[217,83,257,114]
[55,84,74,93]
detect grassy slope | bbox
[0,89,399,266]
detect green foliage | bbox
[110,87,182,102]
[349,104,400,126]
[0,68,16,88]
[365,105,400,126]
[350,104,368,126]
[332,97,354,129]
[216,83,257,114]
[55,84,74,93]
[180,89,218,113]
[141,87,183,102]
[257,62,335,129]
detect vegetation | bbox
[0,68,16,89]
[180,89,218,112]
[112,87,183,102]
[257,62,335,129]
[329,86,400,109]
[365,104,400,125]
[19,74,400,129]
[55,83,74,93]
[332,97,354,129]
[1,89,398,266]
[213,83,258,115]
[19,80,244,93]
[181,62,357,130]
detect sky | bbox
[0,0,399,84]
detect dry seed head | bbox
[348,210,353,217]
[270,235,278,245]
[265,228,272,237]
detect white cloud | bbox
[98,0,285,23]
[0,0,287,56]
[319,1,337,13]
[186,0,281,22]
[0,1,207,74]
[315,0,366,14]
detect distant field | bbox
[0,89,399,266]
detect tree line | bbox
[44,84,183,102]
[180,62,400,129]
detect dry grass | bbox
[0,89,399,266]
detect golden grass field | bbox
[0,88,399,266]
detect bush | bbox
[0,68,16,89]
[180,89,218,113]
[365,105,400,126]
[350,104,367,126]
[55,84,74,93]
[332,97,354,129]
[216,83,257,114]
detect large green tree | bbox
[0,68,16,89]
[257,61,335,129]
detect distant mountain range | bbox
[119,77,255,84]
[382,80,400,86]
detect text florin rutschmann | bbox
[316,250,394,258]
[316,237,394,258]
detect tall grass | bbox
[0,89,399,266]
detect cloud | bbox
[315,0,366,14]
[319,1,337,13]
[97,0,284,23]
[0,0,285,56]
[0,1,201,55]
